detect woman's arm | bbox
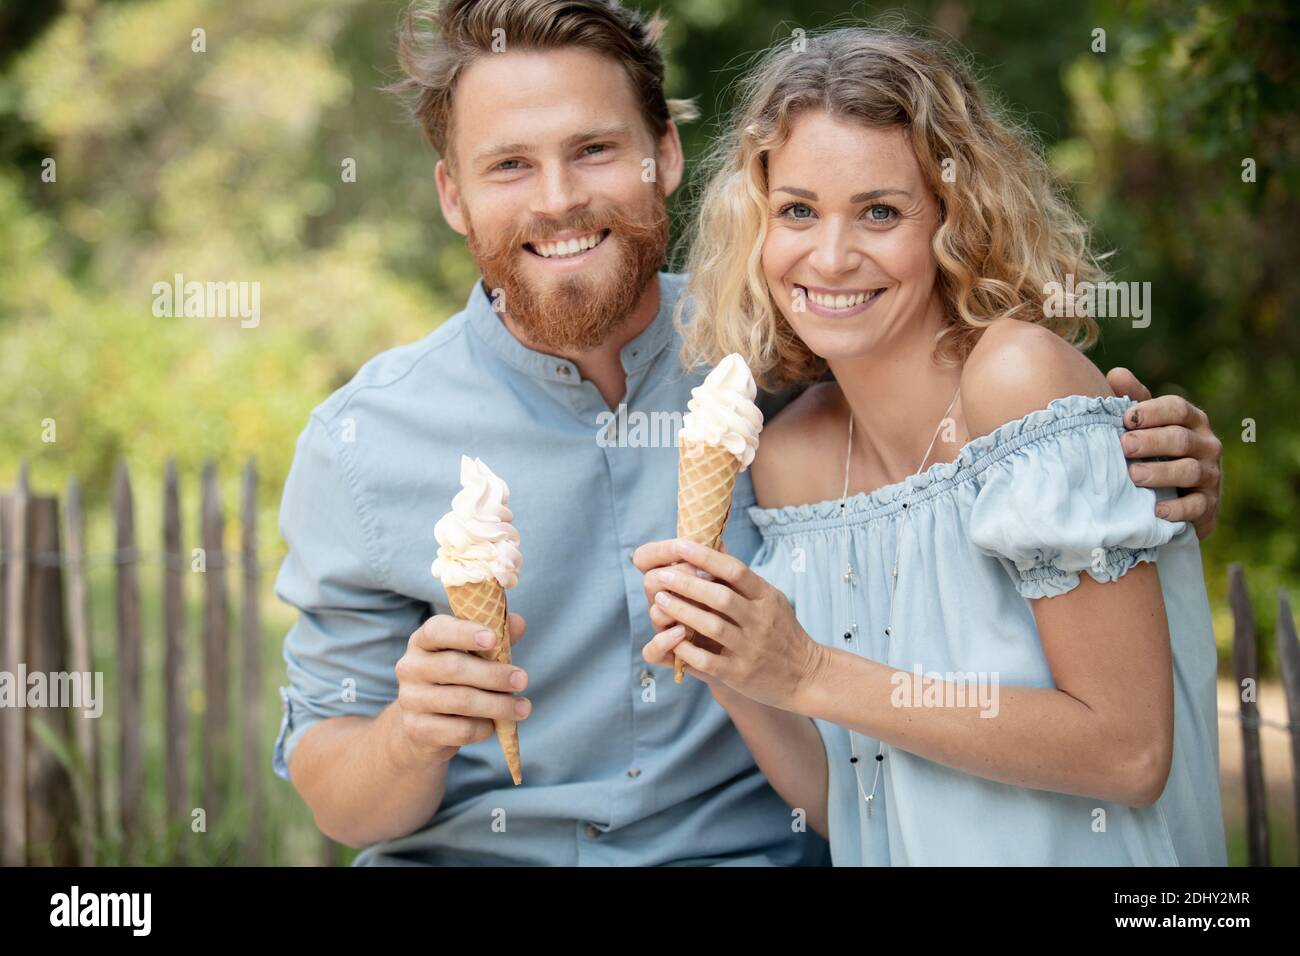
[651,541,1174,807]
[650,320,1180,806]
[709,684,830,838]
[633,541,831,838]
[797,563,1174,806]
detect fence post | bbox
[163,460,189,855]
[1229,563,1269,866]
[1275,589,1300,867]
[201,461,229,823]
[65,477,99,866]
[241,458,262,863]
[1,464,30,866]
[26,493,78,865]
[113,460,143,852]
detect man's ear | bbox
[655,121,685,199]
[435,158,468,236]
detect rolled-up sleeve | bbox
[272,413,427,781]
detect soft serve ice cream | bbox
[431,456,522,589]
[673,354,763,682]
[680,353,763,468]
[430,455,525,784]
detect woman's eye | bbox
[779,202,814,220]
[866,204,898,223]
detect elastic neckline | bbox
[749,393,1135,535]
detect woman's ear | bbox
[435,159,468,236]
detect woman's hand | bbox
[632,538,828,710]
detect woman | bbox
[637,26,1226,865]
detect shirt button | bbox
[585,822,602,838]
[557,365,571,377]
[638,668,651,682]
[627,768,641,778]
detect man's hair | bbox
[390,0,697,160]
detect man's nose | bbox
[531,162,589,220]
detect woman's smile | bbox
[793,283,887,318]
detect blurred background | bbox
[0,0,1296,865]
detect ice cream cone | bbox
[445,578,522,786]
[431,456,523,785]
[674,439,742,682]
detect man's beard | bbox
[465,185,668,353]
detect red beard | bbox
[466,186,668,353]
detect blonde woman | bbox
[634,27,1227,865]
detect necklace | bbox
[839,384,961,817]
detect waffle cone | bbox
[445,578,522,785]
[674,439,742,682]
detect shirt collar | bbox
[464,273,680,385]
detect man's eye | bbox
[778,202,814,220]
[494,159,523,172]
[582,143,610,156]
[866,204,899,223]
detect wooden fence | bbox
[0,458,334,866]
[0,462,1298,865]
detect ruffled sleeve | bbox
[967,395,1189,599]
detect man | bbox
[272,0,1224,865]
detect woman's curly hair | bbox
[679,23,1105,389]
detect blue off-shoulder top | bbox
[748,394,1227,866]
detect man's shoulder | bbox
[661,270,692,321]
[311,306,474,427]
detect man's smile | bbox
[523,228,612,262]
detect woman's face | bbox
[761,112,943,362]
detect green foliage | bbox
[1051,0,1300,664]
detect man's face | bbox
[436,48,682,352]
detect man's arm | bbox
[273,415,530,848]
[1106,367,1223,539]
[289,614,526,848]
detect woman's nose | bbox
[807,221,860,277]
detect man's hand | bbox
[1106,367,1223,540]
[393,613,529,766]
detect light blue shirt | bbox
[272,272,830,866]
[748,394,1227,865]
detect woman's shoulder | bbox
[960,317,1112,438]
[752,381,846,509]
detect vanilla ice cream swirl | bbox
[680,353,764,469]
[431,456,522,588]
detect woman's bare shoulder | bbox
[751,381,846,509]
[961,318,1112,437]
